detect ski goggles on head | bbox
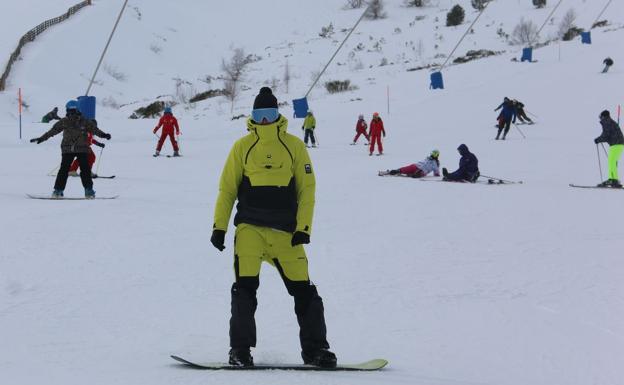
[251,108,279,124]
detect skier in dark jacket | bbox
[41,107,61,123]
[602,57,614,73]
[30,100,111,198]
[494,97,516,140]
[442,144,479,182]
[594,109,624,187]
[512,100,533,124]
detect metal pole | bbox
[596,144,603,181]
[591,0,613,29]
[305,4,370,98]
[512,122,526,139]
[439,3,490,71]
[386,85,390,115]
[85,0,129,96]
[534,0,564,45]
[18,88,22,139]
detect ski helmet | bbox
[430,149,440,158]
[373,112,380,118]
[65,100,78,110]
[164,106,172,114]
[358,114,364,119]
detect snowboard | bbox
[569,184,624,190]
[26,194,119,200]
[170,355,388,371]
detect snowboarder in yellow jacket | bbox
[302,110,317,147]
[210,87,336,368]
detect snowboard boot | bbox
[85,188,96,199]
[228,348,253,367]
[153,150,160,157]
[173,151,180,157]
[301,348,337,368]
[51,189,64,199]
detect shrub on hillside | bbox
[130,101,165,119]
[365,0,386,20]
[446,5,465,27]
[511,18,538,45]
[325,80,357,93]
[562,26,583,41]
[471,0,490,11]
[189,89,226,104]
[405,0,430,6]
[533,0,546,9]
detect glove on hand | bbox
[153,128,158,134]
[30,137,42,144]
[104,133,112,140]
[594,138,600,144]
[211,230,226,251]
[95,142,105,148]
[291,231,310,246]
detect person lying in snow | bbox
[379,150,441,178]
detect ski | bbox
[420,179,517,185]
[166,155,182,158]
[26,194,119,200]
[170,355,388,371]
[92,175,116,179]
[569,184,624,190]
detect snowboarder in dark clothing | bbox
[594,110,624,187]
[494,97,516,140]
[30,100,111,198]
[602,57,614,73]
[512,100,533,124]
[41,107,61,123]
[442,144,479,182]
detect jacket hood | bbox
[457,144,469,155]
[246,114,289,141]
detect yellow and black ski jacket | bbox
[214,115,315,234]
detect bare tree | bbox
[221,48,250,114]
[511,18,539,45]
[284,60,291,94]
[557,9,577,39]
[365,0,386,19]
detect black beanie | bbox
[600,110,610,119]
[253,87,278,109]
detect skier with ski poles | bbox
[153,106,180,157]
[380,149,440,177]
[368,112,385,156]
[442,144,480,182]
[68,119,105,178]
[210,87,336,368]
[494,97,516,140]
[302,110,317,148]
[29,100,111,198]
[351,114,369,145]
[512,100,533,125]
[594,109,624,187]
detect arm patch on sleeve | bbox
[305,164,312,174]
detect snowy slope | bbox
[1,1,624,385]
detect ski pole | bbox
[512,123,526,139]
[526,109,539,119]
[479,174,523,184]
[596,144,604,181]
[95,146,105,175]
[600,143,608,158]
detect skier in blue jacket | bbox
[494,97,516,140]
[442,144,479,182]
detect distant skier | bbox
[512,100,533,125]
[351,114,369,145]
[380,150,440,177]
[302,110,316,148]
[41,107,61,123]
[153,106,180,157]
[602,57,614,73]
[368,112,385,156]
[494,97,516,140]
[594,109,624,187]
[68,120,105,178]
[210,87,336,368]
[29,100,111,198]
[442,144,479,182]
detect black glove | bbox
[30,137,43,144]
[291,231,310,246]
[594,138,600,144]
[94,141,105,148]
[210,230,226,251]
[104,133,112,140]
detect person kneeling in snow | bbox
[381,150,440,178]
[442,144,479,182]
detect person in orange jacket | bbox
[153,106,180,157]
[68,121,105,177]
[368,112,385,156]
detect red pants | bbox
[157,131,179,151]
[369,134,383,154]
[399,164,423,176]
[69,148,96,172]
[353,131,369,143]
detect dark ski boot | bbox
[173,151,181,157]
[302,348,337,368]
[228,348,253,367]
[51,189,64,199]
[85,188,96,199]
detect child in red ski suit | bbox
[68,132,104,176]
[368,112,385,156]
[153,107,180,157]
[351,114,369,145]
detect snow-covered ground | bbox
[1,1,623,385]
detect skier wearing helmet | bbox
[368,112,385,156]
[351,114,369,145]
[379,150,441,177]
[153,106,181,157]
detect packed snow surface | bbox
[1,1,623,385]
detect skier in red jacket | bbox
[68,120,105,177]
[351,114,369,145]
[368,112,385,156]
[153,106,180,157]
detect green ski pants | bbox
[608,144,624,180]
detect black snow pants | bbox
[54,152,93,191]
[304,129,316,146]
